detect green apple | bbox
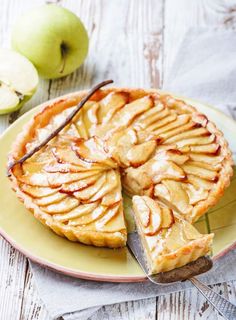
[11,5,89,79]
[0,49,38,115]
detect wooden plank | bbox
[161,0,236,318]
[89,297,157,320]
[0,0,50,319]
[20,271,49,320]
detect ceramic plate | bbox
[0,93,236,282]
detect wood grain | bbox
[0,0,236,319]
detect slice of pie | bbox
[132,195,214,274]
[8,87,233,258]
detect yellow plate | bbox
[0,94,236,282]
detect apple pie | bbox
[8,87,233,258]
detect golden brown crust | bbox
[8,87,233,248]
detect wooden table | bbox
[1,0,236,319]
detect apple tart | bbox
[8,87,233,256]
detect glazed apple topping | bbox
[9,85,231,250]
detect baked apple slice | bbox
[152,114,190,135]
[73,173,107,201]
[21,185,59,198]
[89,170,119,202]
[175,134,215,148]
[33,190,66,206]
[41,197,79,214]
[60,174,102,194]
[53,201,99,222]
[72,136,117,168]
[97,92,129,124]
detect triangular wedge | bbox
[132,196,214,274]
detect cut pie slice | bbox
[132,196,214,274]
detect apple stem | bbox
[60,43,67,74]
[7,79,114,176]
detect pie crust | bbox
[8,88,233,257]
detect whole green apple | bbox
[12,5,89,79]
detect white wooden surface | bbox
[0,0,236,319]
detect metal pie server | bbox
[128,231,236,320]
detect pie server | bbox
[127,231,236,320]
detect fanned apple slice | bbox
[44,162,94,173]
[94,96,154,138]
[18,172,49,187]
[154,149,189,165]
[182,183,208,205]
[154,183,170,200]
[175,134,215,148]
[34,192,67,206]
[52,146,107,171]
[98,92,129,124]
[95,202,121,230]
[112,95,154,127]
[124,159,186,193]
[165,127,210,144]
[160,207,175,228]
[101,185,122,206]
[187,174,214,190]
[182,163,218,181]
[189,153,224,165]
[132,195,150,227]
[147,159,186,183]
[96,204,126,232]
[160,121,197,141]
[144,113,177,131]
[133,103,165,128]
[186,144,220,154]
[41,197,79,214]
[137,108,170,130]
[82,101,99,131]
[73,173,107,201]
[162,180,192,215]
[152,114,190,135]
[53,201,99,222]
[127,140,157,167]
[135,130,161,144]
[143,197,162,236]
[69,205,107,226]
[48,171,101,187]
[21,185,59,198]
[187,160,221,171]
[89,170,118,202]
[60,174,102,193]
[132,196,162,236]
[112,129,137,166]
[72,136,117,168]
[73,110,89,139]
